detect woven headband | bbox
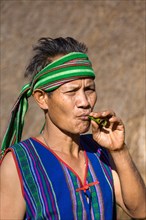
[1,52,95,155]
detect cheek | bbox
[90,93,97,108]
[48,97,73,123]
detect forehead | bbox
[60,78,95,89]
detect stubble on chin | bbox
[75,121,90,134]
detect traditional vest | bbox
[8,134,116,220]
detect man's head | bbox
[25,37,88,80]
[27,37,97,135]
[33,77,97,135]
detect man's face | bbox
[47,78,97,134]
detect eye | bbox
[64,89,77,95]
[85,87,95,92]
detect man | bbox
[1,37,146,219]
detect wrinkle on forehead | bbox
[59,78,95,91]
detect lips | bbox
[78,113,91,120]
[80,115,89,120]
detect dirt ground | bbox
[1,1,145,219]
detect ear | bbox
[33,89,49,110]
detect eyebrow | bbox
[61,85,79,92]
[62,82,95,91]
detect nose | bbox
[76,91,90,109]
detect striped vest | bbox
[9,134,116,220]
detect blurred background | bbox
[1,0,145,219]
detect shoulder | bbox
[1,151,16,177]
[1,152,23,197]
[0,152,26,218]
[1,151,23,188]
[1,152,19,201]
[1,138,34,172]
[10,138,32,149]
[8,138,36,157]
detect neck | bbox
[40,119,81,158]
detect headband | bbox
[1,52,95,156]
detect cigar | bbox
[88,116,107,127]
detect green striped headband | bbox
[1,52,95,155]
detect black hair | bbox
[24,37,88,79]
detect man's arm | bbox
[90,110,146,219]
[0,152,26,219]
[110,146,146,219]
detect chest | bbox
[13,138,116,220]
[50,151,87,185]
[25,153,114,220]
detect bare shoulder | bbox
[0,151,26,219]
[1,152,21,189]
[1,151,17,176]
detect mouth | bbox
[78,114,91,121]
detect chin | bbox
[65,122,90,135]
[77,125,90,134]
